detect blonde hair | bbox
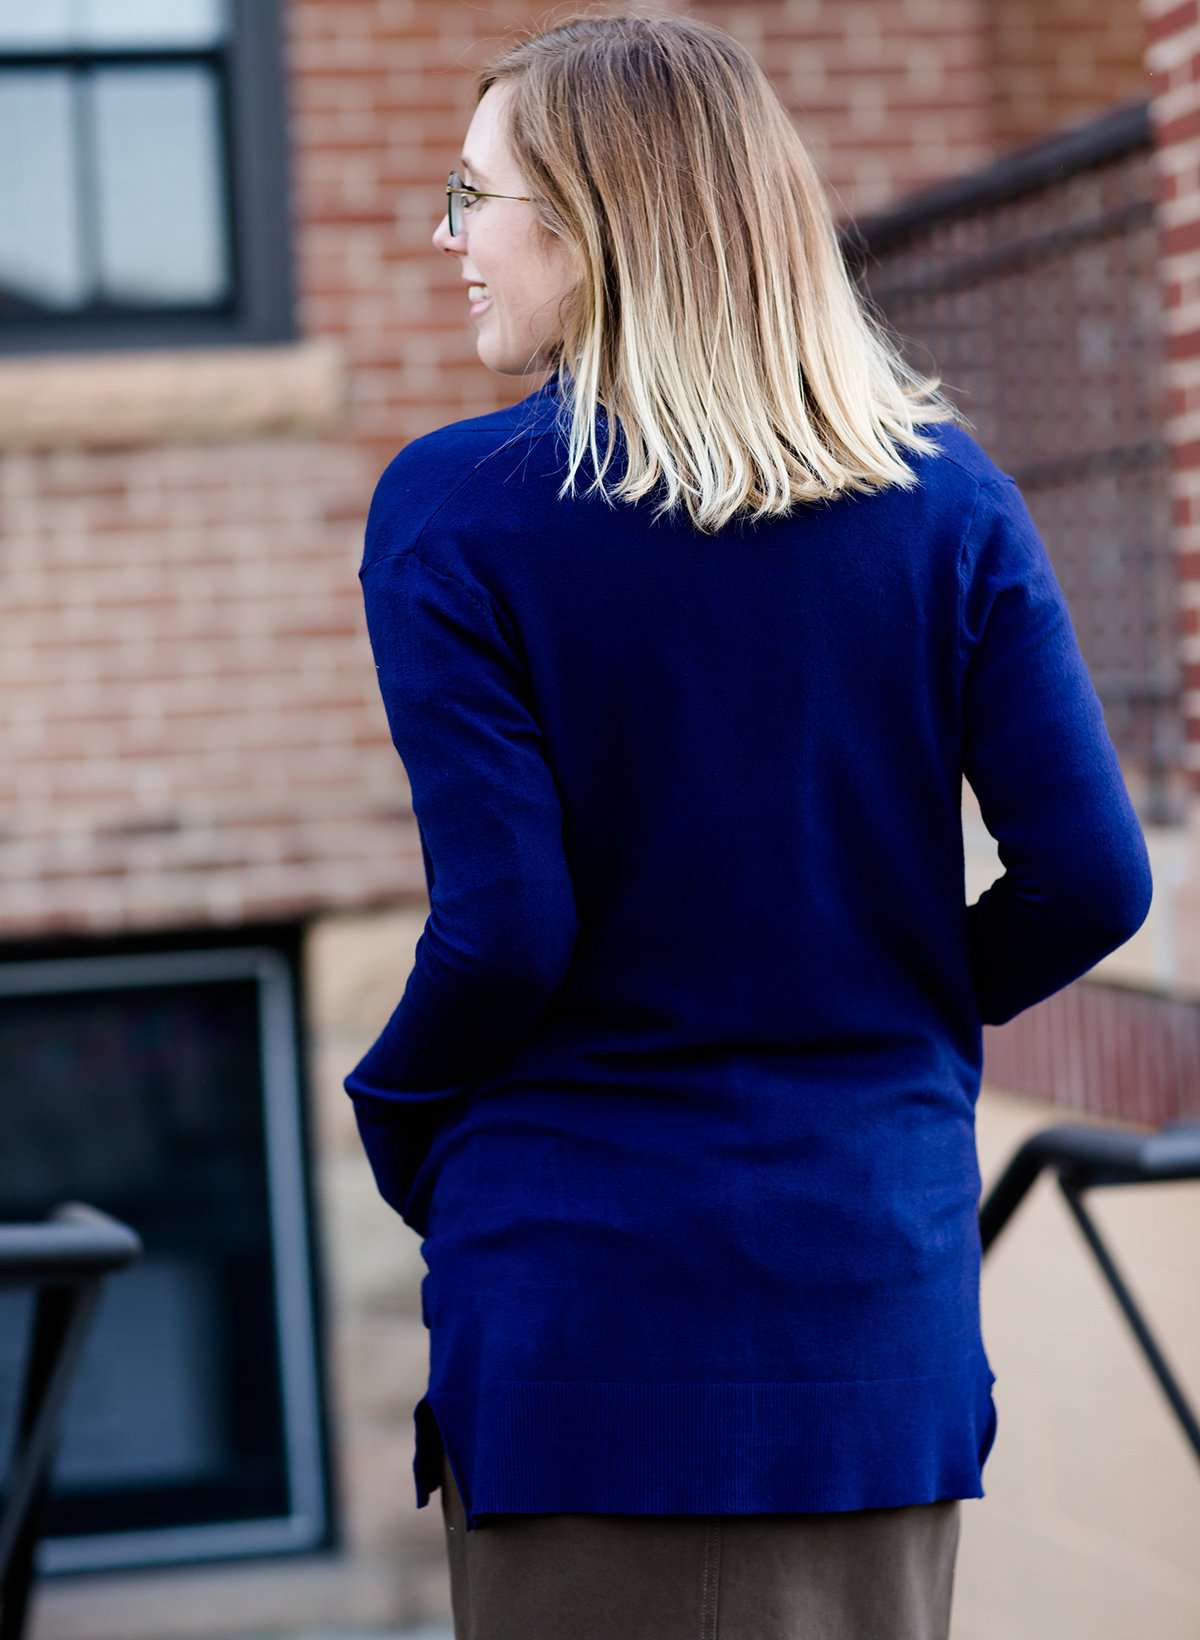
[476,5,971,534]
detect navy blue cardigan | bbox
[345,376,1152,1529]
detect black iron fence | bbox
[841,98,1182,825]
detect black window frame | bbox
[0,0,295,356]
[0,918,337,1571]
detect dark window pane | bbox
[0,72,86,311]
[92,65,229,306]
[0,946,329,1562]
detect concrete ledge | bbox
[0,336,347,449]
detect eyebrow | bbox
[459,156,490,184]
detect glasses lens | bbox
[448,171,460,235]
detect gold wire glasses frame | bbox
[446,169,534,236]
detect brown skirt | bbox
[438,1449,963,1640]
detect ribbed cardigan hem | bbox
[412,1359,999,1531]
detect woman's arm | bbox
[345,526,578,1231]
[959,474,1153,1026]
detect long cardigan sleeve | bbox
[344,510,579,1233]
[959,474,1153,1025]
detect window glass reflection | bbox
[0,73,86,311]
[0,0,227,50]
[0,4,74,49]
[92,66,229,305]
[81,0,227,48]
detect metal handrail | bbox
[838,96,1152,261]
[979,1118,1200,1466]
[0,1203,142,1640]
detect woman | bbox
[344,13,1153,1640]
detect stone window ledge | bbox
[0,336,346,450]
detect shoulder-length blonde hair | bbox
[476,7,970,534]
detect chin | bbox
[474,322,549,373]
[478,349,534,379]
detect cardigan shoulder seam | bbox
[360,542,507,642]
[361,413,550,600]
[954,472,1019,672]
[364,430,503,573]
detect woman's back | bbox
[346,378,1152,1529]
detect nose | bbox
[433,211,464,253]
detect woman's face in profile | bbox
[433,81,576,381]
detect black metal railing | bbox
[0,1203,142,1640]
[840,98,1182,825]
[979,1117,1200,1467]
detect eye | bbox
[461,187,482,210]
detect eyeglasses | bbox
[446,169,534,237]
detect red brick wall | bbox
[0,0,1156,940]
[988,0,1151,149]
